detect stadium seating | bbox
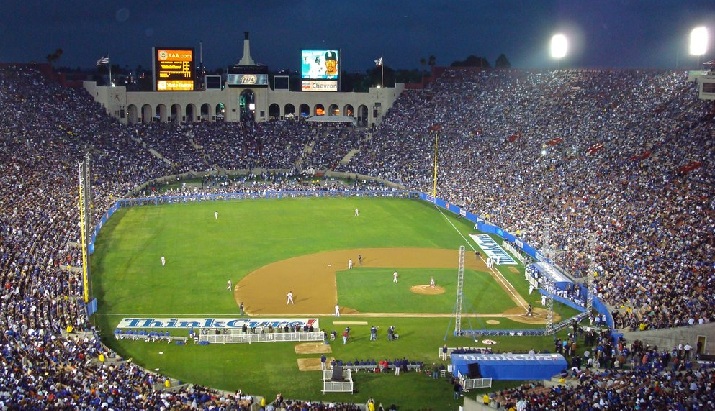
[0,64,713,408]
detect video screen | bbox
[154,47,195,91]
[301,49,340,80]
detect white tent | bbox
[305,115,356,126]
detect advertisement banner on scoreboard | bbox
[301,80,338,92]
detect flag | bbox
[96,56,110,66]
[374,57,383,66]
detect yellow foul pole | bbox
[78,163,90,303]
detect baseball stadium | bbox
[1,29,715,411]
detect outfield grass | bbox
[92,197,580,410]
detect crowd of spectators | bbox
[485,335,713,410]
[0,63,713,408]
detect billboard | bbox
[226,73,269,86]
[153,47,195,91]
[301,81,338,92]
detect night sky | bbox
[0,0,713,72]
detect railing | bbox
[198,331,325,344]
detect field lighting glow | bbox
[551,33,568,59]
[690,27,709,56]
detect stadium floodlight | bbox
[689,26,709,56]
[551,33,568,59]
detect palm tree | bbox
[46,48,63,66]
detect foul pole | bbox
[78,155,93,304]
[78,162,90,303]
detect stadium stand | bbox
[0,63,713,409]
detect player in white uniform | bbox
[286,291,294,304]
[227,279,232,291]
[393,271,398,283]
[160,256,166,266]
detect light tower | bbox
[550,33,568,69]
[690,26,709,62]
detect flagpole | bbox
[380,56,384,87]
[108,55,112,87]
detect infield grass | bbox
[92,196,580,410]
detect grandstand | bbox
[0,62,713,409]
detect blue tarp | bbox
[451,353,567,381]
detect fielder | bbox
[286,290,294,304]
[160,256,166,266]
[227,279,232,291]
[393,271,398,283]
[354,208,359,216]
[348,259,353,269]
[335,304,340,317]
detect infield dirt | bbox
[235,247,556,324]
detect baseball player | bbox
[286,291,294,304]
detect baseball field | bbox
[91,195,579,410]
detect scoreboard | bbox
[301,49,339,92]
[153,47,195,91]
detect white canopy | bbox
[305,115,356,126]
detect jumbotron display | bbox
[153,47,195,92]
[301,49,339,92]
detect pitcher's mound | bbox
[410,285,445,295]
[295,343,332,355]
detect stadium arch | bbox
[84,81,405,127]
